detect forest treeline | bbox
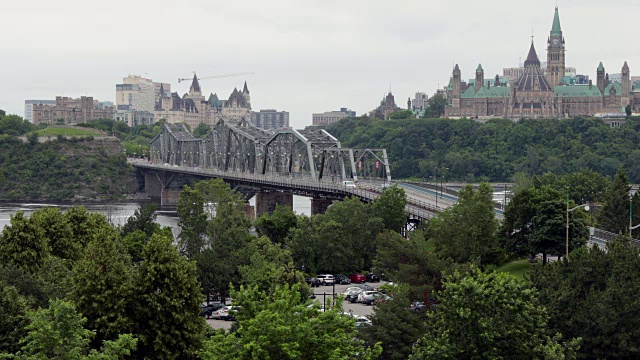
[329,117,640,182]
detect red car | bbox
[348,273,366,283]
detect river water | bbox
[0,196,312,232]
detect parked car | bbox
[354,315,372,327]
[334,274,351,285]
[361,291,391,305]
[358,291,380,304]
[212,306,238,321]
[306,277,321,287]
[199,303,225,319]
[351,283,374,291]
[316,274,335,285]
[407,301,427,313]
[348,273,367,283]
[343,287,365,302]
[365,273,381,283]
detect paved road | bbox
[206,280,389,330]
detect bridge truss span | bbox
[149,119,391,183]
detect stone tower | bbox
[597,62,605,94]
[452,64,461,108]
[242,81,251,108]
[546,6,566,87]
[475,64,484,92]
[189,74,201,97]
[622,61,631,105]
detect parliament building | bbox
[445,7,638,119]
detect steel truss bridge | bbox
[148,119,391,183]
[135,119,442,227]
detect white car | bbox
[212,306,238,320]
[342,181,357,188]
[316,274,335,285]
[357,291,379,304]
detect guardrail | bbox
[590,228,640,248]
[130,160,440,219]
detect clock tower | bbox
[546,6,565,87]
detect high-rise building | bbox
[116,75,170,113]
[411,92,429,110]
[312,108,356,126]
[24,100,56,123]
[250,109,289,130]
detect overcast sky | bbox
[1,0,638,128]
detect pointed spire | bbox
[243,81,249,93]
[476,64,483,72]
[190,74,201,92]
[524,41,541,67]
[551,6,562,36]
[623,61,629,71]
[597,62,605,72]
[454,64,460,71]
[159,83,165,95]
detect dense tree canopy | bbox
[330,117,640,181]
[410,268,580,360]
[531,239,640,359]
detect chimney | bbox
[589,80,593,90]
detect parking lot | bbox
[206,280,389,330]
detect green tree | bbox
[502,185,589,263]
[531,238,640,359]
[389,110,414,120]
[192,122,210,138]
[255,204,297,244]
[71,230,132,348]
[65,206,114,250]
[30,207,76,260]
[425,94,447,118]
[0,282,28,354]
[6,299,136,359]
[0,212,47,272]
[372,186,407,233]
[120,203,160,238]
[238,236,295,294]
[373,231,449,301]
[360,286,426,360]
[599,168,631,234]
[200,284,382,360]
[428,183,501,266]
[131,233,205,359]
[410,268,580,360]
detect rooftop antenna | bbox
[531,28,534,43]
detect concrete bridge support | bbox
[255,191,293,218]
[311,197,333,215]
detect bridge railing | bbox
[591,228,640,248]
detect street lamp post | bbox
[566,190,590,259]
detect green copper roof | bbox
[634,81,640,92]
[461,85,510,99]
[604,83,622,96]
[476,64,483,72]
[555,85,602,98]
[551,7,562,36]
[597,62,604,71]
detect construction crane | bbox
[177,72,254,83]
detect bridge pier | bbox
[255,191,293,218]
[161,189,181,206]
[311,197,333,215]
[244,202,256,221]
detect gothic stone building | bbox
[154,75,251,129]
[445,7,634,119]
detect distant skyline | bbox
[1,0,638,128]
